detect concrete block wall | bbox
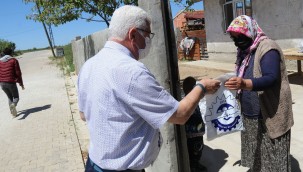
[72,29,108,74]
[204,0,303,53]
[253,0,303,50]
[203,0,233,53]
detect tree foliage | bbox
[173,0,202,10]
[23,0,138,27]
[23,0,201,28]
[0,39,16,54]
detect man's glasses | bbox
[137,28,155,39]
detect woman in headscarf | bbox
[224,15,294,172]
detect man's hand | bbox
[21,86,25,90]
[199,78,221,94]
[167,78,220,125]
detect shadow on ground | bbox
[17,104,52,120]
[291,155,301,172]
[200,145,228,172]
[200,146,301,172]
[288,73,303,85]
[232,155,300,172]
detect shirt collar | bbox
[104,41,135,59]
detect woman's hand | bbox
[224,77,246,90]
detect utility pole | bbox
[36,2,56,57]
[48,24,56,48]
[161,1,190,172]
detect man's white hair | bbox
[109,5,151,40]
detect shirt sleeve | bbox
[251,50,281,91]
[15,59,23,86]
[127,68,179,129]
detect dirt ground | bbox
[178,58,299,81]
[178,63,227,81]
[177,59,303,88]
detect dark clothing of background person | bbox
[183,76,207,172]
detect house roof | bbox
[184,10,204,19]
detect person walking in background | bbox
[182,76,207,172]
[0,47,25,117]
[77,5,220,172]
[224,15,294,172]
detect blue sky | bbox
[0,1,203,50]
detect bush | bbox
[0,39,16,55]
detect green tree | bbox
[0,39,16,54]
[23,0,138,27]
[173,0,202,10]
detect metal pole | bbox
[161,1,190,172]
[48,24,56,48]
[36,2,56,57]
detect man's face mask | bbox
[135,31,152,60]
[231,34,253,50]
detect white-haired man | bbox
[78,5,220,172]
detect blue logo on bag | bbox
[211,116,241,131]
[206,94,242,132]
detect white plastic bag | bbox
[199,73,244,140]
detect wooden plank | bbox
[284,55,303,60]
[283,48,303,74]
[283,48,303,60]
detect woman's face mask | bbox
[231,34,253,50]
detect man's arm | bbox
[15,60,24,88]
[168,78,220,125]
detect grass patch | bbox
[49,56,64,71]
[48,44,75,75]
[63,44,75,73]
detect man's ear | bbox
[128,28,137,40]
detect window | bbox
[245,0,252,16]
[223,0,252,32]
[235,2,244,16]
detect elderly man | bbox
[78,5,220,172]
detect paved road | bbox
[0,50,85,172]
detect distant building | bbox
[173,10,207,60]
[174,10,205,31]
